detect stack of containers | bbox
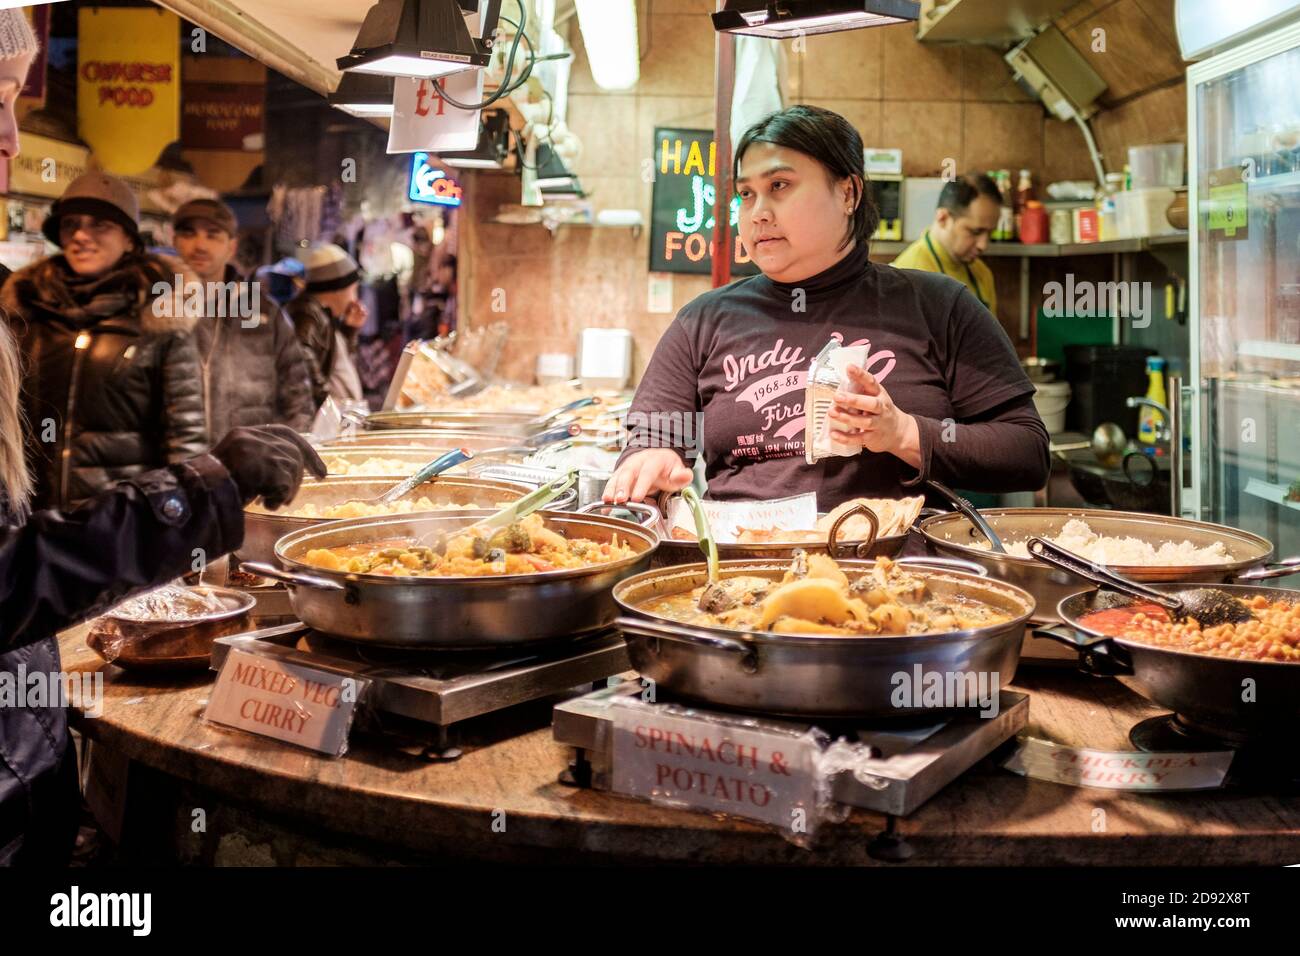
[1114,144,1185,238]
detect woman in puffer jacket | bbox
[1,170,209,510]
[0,10,326,864]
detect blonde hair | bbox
[0,318,32,512]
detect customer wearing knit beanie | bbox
[0,9,38,165]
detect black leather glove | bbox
[210,424,327,510]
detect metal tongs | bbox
[528,396,600,431]
[358,447,474,506]
[926,480,1006,554]
[421,470,580,552]
[475,423,582,460]
[1027,536,1254,627]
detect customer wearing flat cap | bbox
[172,198,314,442]
[286,243,368,410]
[1,170,210,511]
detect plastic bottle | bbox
[987,170,1003,240]
[996,169,1015,241]
[1014,169,1034,238]
[1137,356,1167,449]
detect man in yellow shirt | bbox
[892,173,1001,314]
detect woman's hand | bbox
[342,299,368,330]
[828,365,922,469]
[603,449,694,504]
[210,424,328,509]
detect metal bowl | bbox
[86,585,256,671]
[918,507,1276,623]
[236,475,533,566]
[245,508,658,648]
[613,558,1035,718]
[651,499,918,568]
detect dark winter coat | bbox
[194,265,314,443]
[285,293,358,410]
[0,456,244,864]
[1,253,209,510]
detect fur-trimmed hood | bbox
[0,252,201,336]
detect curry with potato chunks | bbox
[635,553,1014,636]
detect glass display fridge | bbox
[1183,5,1300,565]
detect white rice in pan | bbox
[970,518,1233,566]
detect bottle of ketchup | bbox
[1019,200,1048,244]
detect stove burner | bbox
[1129,713,1238,752]
[298,629,616,679]
[1129,714,1300,791]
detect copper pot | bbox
[1166,187,1189,230]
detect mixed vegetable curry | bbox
[300,513,637,577]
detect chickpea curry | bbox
[1078,596,1300,662]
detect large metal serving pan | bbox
[650,501,934,568]
[365,410,543,435]
[364,397,598,436]
[236,476,532,566]
[244,506,658,649]
[612,558,1035,719]
[316,427,577,450]
[918,507,1282,623]
[1040,583,1300,743]
[315,445,545,479]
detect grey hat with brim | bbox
[42,171,142,248]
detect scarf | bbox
[19,254,162,330]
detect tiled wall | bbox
[463,0,1188,384]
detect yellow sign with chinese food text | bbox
[77,7,180,176]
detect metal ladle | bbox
[1026,536,1255,627]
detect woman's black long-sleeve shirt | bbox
[618,243,1050,507]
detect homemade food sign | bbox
[650,127,759,276]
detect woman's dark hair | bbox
[938,173,1004,215]
[733,105,878,250]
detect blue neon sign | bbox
[409,152,463,207]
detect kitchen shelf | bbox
[869,235,1187,258]
[1244,477,1300,511]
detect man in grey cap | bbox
[286,242,368,410]
[172,198,313,440]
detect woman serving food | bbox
[605,106,1049,508]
